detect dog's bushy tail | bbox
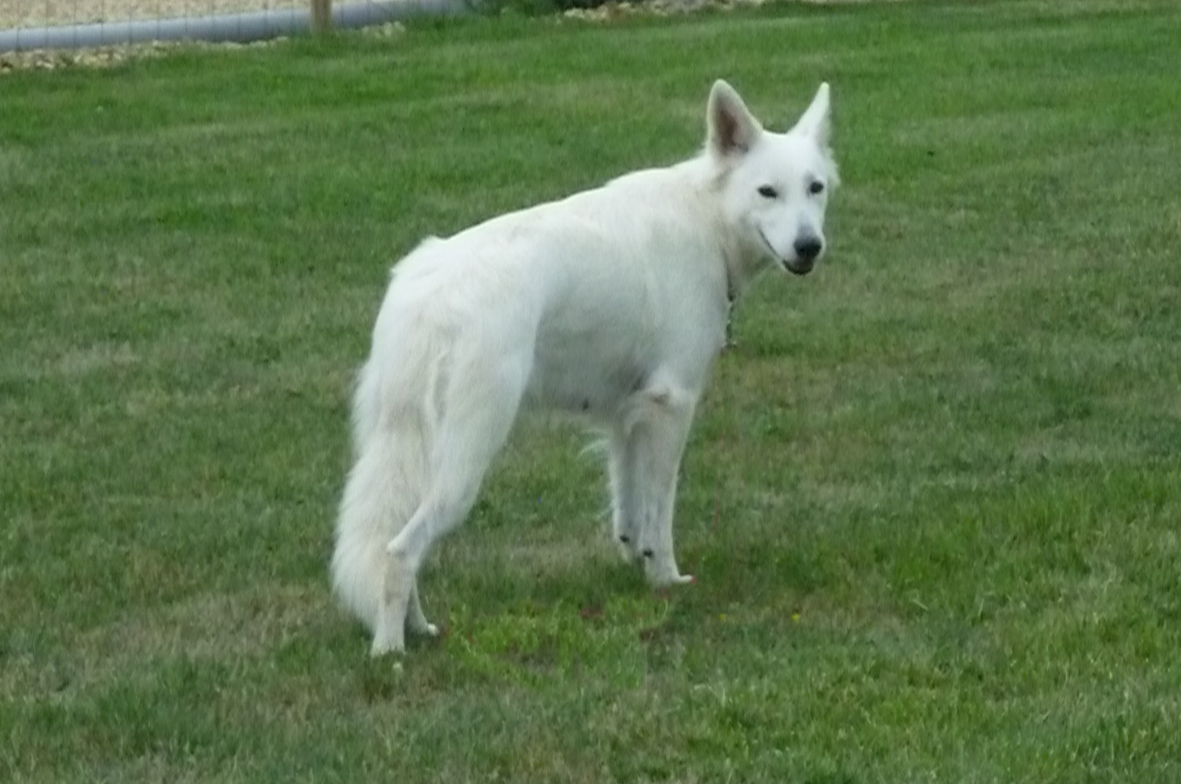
[331,356,430,632]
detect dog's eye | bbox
[757,185,778,199]
[808,181,825,196]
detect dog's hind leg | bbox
[372,575,437,656]
[624,375,698,588]
[407,580,438,637]
[371,352,529,656]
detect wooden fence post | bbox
[311,0,332,33]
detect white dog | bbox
[333,80,838,655]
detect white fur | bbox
[332,80,838,655]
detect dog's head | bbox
[706,80,838,276]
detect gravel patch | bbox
[1,0,310,29]
[0,19,404,74]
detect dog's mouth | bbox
[782,258,814,276]
[759,230,814,276]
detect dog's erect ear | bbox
[707,80,762,158]
[792,82,832,146]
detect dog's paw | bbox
[408,616,440,637]
[370,631,405,658]
[642,552,695,588]
[370,642,404,658]
[652,574,696,602]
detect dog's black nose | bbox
[794,237,823,262]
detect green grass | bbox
[3,1,1181,780]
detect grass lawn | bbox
[3,0,1180,780]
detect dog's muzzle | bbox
[783,236,822,275]
[761,230,822,276]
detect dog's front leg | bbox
[608,427,642,562]
[626,381,697,587]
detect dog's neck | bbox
[674,154,768,342]
[688,158,771,307]
[720,237,772,303]
[717,226,772,350]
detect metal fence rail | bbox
[0,0,466,53]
